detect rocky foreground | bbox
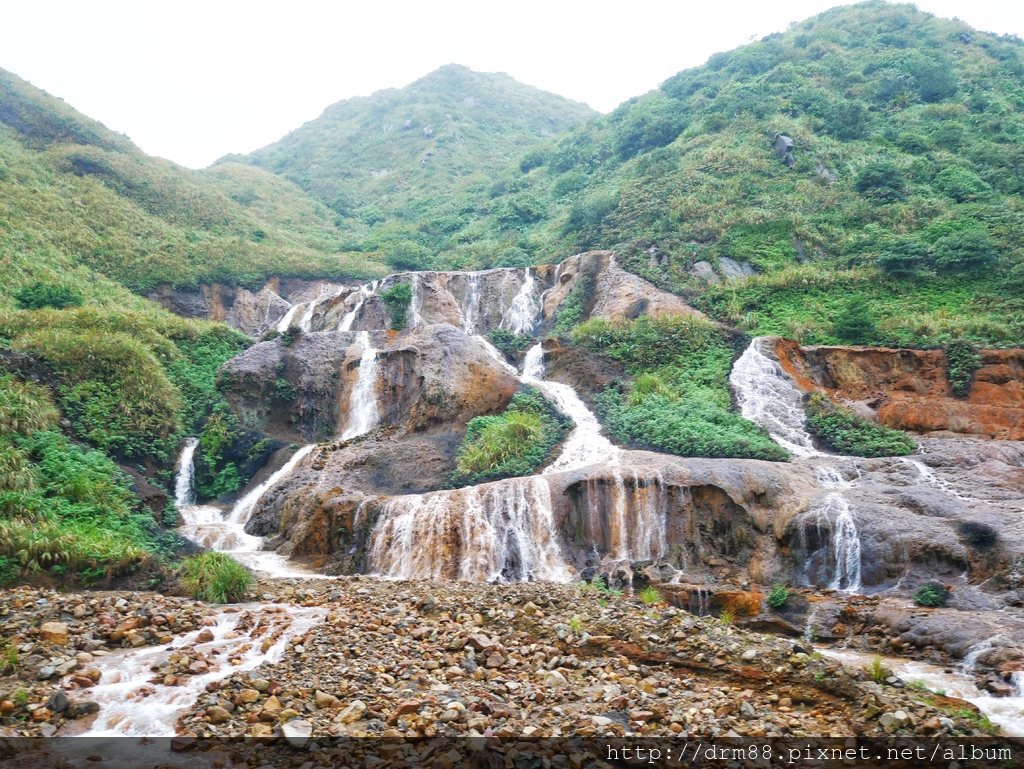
[0,578,1006,753]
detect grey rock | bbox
[718,257,756,280]
[689,261,721,285]
[773,134,795,162]
[45,691,70,713]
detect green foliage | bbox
[913,581,950,607]
[380,282,413,330]
[280,327,301,347]
[13,282,83,311]
[933,167,992,203]
[554,269,597,333]
[486,328,534,356]
[768,584,789,608]
[574,315,786,461]
[177,552,251,603]
[805,393,916,457]
[931,230,999,274]
[639,585,663,605]
[452,388,570,485]
[855,161,905,202]
[719,608,735,625]
[945,340,981,396]
[868,657,891,683]
[165,328,250,433]
[958,521,998,550]
[875,238,930,278]
[572,315,716,367]
[274,378,298,401]
[831,300,877,343]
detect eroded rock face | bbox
[775,339,1024,440]
[148,283,292,338]
[220,325,519,443]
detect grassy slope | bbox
[0,67,388,294]
[220,64,596,270]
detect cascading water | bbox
[339,283,374,332]
[172,442,318,578]
[730,337,822,457]
[501,269,540,335]
[460,272,482,335]
[408,274,425,328]
[368,476,571,582]
[341,331,380,440]
[584,470,668,569]
[800,493,862,592]
[275,302,302,333]
[520,343,620,473]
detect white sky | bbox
[2,0,1022,169]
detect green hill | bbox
[271,2,1020,348]
[218,63,596,270]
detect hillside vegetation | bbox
[221,64,595,271]
[232,3,1023,349]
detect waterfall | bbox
[368,476,571,582]
[502,269,541,335]
[460,272,482,335]
[173,437,199,507]
[341,331,380,440]
[589,470,668,566]
[226,445,316,525]
[408,275,425,328]
[275,302,302,333]
[340,284,373,332]
[299,284,346,332]
[803,492,862,592]
[729,337,823,457]
[522,342,545,379]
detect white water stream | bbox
[341,331,380,440]
[274,302,302,333]
[822,648,1024,735]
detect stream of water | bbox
[341,331,380,440]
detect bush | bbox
[805,393,916,457]
[831,301,876,343]
[571,315,717,367]
[486,329,534,357]
[177,552,251,603]
[875,238,930,278]
[855,161,905,202]
[768,584,789,608]
[380,282,413,330]
[913,581,949,607]
[959,521,998,550]
[945,340,981,397]
[553,269,597,333]
[932,167,992,203]
[452,388,569,485]
[13,282,84,311]
[931,230,998,274]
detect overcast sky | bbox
[3,0,1022,169]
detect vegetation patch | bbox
[805,393,916,457]
[944,340,981,397]
[452,388,570,486]
[177,552,251,603]
[574,316,787,461]
[380,283,413,331]
[486,328,534,357]
[768,584,789,608]
[913,581,950,607]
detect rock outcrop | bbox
[775,339,1024,440]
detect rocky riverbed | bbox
[0,578,1010,750]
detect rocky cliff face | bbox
[774,339,1024,440]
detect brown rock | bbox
[206,706,231,724]
[387,699,423,724]
[196,629,214,644]
[39,622,69,646]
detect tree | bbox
[932,167,992,203]
[931,230,998,274]
[855,161,905,202]
[832,301,876,343]
[875,237,930,278]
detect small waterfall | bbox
[803,492,862,592]
[502,269,541,335]
[275,303,302,333]
[341,331,380,440]
[730,337,823,457]
[689,587,711,616]
[340,284,374,332]
[587,470,668,568]
[522,342,545,379]
[460,272,482,334]
[226,445,316,525]
[368,476,571,582]
[408,275,425,328]
[173,437,199,507]
[299,284,347,332]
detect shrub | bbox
[280,327,301,347]
[380,282,413,330]
[932,167,992,203]
[931,230,998,274]
[13,282,84,311]
[452,388,570,485]
[553,268,597,333]
[571,315,717,367]
[958,521,998,550]
[768,584,789,608]
[177,552,251,603]
[831,301,876,343]
[274,379,298,401]
[945,340,981,397]
[805,393,916,457]
[913,581,949,607]
[855,161,905,202]
[639,586,663,605]
[875,238,930,278]
[486,328,534,357]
